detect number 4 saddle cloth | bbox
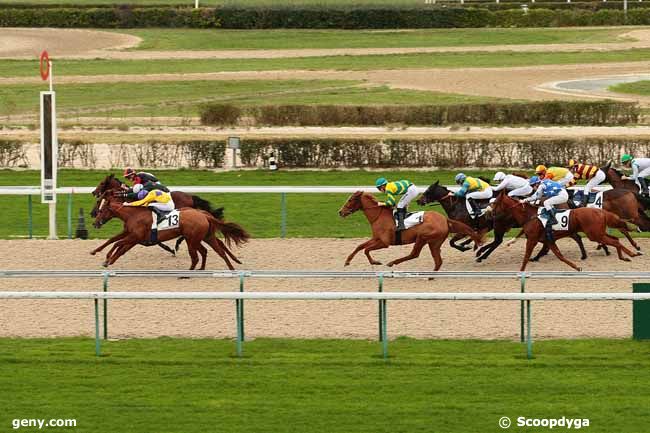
[537,209,571,231]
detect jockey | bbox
[375,177,418,232]
[450,173,492,226]
[523,175,568,241]
[124,188,175,220]
[568,159,606,207]
[492,171,532,198]
[535,165,575,187]
[621,154,650,197]
[123,168,169,195]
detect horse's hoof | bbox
[577,267,583,272]
[178,276,190,280]
[90,251,96,256]
[581,256,587,261]
[102,262,108,268]
[636,246,642,252]
[475,257,483,263]
[344,262,350,267]
[386,262,395,268]
[530,257,539,262]
[637,251,644,256]
[622,257,631,262]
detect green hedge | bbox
[239,137,650,168]
[200,101,639,127]
[2,6,650,28]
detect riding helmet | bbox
[621,154,633,164]
[535,165,547,174]
[455,173,466,185]
[124,167,136,178]
[493,172,506,182]
[375,178,388,189]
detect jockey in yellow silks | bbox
[375,177,418,232]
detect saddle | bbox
[393,211,425,229]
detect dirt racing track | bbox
[0,238,643,341]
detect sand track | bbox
[0,238,644,340]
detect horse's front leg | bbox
[91,232,127,255]
[344,239,373,266]
[364,239,389,265]
[387,238,426,267]
[449,234,471,252]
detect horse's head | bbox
[91,174,122,198]
[417,181,448,206]
[93,191,121,229]
[338,191,364,217]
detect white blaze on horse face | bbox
[99,199,106,211]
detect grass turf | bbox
[0,80,499,117]
[3,48,650,78]
[609,80,650,95]
[0,168,492,239]
[0,337,649,432]
[123,27,631,51]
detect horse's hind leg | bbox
[157,242,175,256]
[428,237,446,271]
[198,244,208,270]
[187,240,201,270]
[449,234,471,252]
[599,234,637,261]
[476,230,504,263]
[546,241,582,271]
[620,229,641,252]
[386,238,427,267]
[215,238,242,264]
[205,237,235,270]
[175,236,185,253]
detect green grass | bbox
[0,169,491,239]
[3,48,650,78]
[123,28,631,51]
[609,80,650,96]
[0,80,499,117]
[1,338,649,433]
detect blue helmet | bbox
[529,175,541,185]
[375,177,388,189]
[455,173,466,185]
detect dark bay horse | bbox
[338,191,481,270]
[491,191,639,271]
[603,165,650,210]
[93,192,249,270]
[417,181,589,263]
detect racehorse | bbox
[338,191,482,270]
[416,181,589,263]
[91,174,225,254]
[93,191,249,270]
[491,190,639,271]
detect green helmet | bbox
[621,154,633,164]
[375,177,388,188]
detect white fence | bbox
[1,270,649,360]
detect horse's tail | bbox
[192,195,224,220]
[207,215,250,248]
[604,210,638,232]
[447,218,483,245]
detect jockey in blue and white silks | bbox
[523,176,568,241]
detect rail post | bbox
[239,273,245,341]
[67,191,73,239]
[102,272,109,340]
[378,273,384,341]
[27,195,33,239]
[526,300,533,359]
[520,273,526,343]
[235,297,243,357]
[280,193,287,238]
[94,298,101,357]
[381,298,388,359]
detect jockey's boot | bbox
[468,198,481,229]
[395,208,407,232]
[150,207,166,224]
[544,208,557,242]
[640,178,650,197]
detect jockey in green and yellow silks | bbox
[375,177,418,232]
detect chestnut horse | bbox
[93,192,249,270]
[491,191,639,271]
[338,191,481,270]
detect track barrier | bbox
[1,270,649,360]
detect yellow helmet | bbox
[535,164,547,174]
[568,159,577,167]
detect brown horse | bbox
[338,191,481,270]
[93,192,249,270]
[491,191,639,271]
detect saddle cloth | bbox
[153,210,180,231]
[394,211,425,230]
[537,208,571,231]
[571,191,603,209]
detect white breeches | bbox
[397,184,418,209]
[148,201,175,212]
[507,184,533,198]
[635,167,650,189]
[557,172,574,186]
[466,188,493,200]
[543,190,568,211]
[584,170,606,195]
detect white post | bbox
[195,0,199,8]
[48,61,53,92]
[48,204,57,239]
